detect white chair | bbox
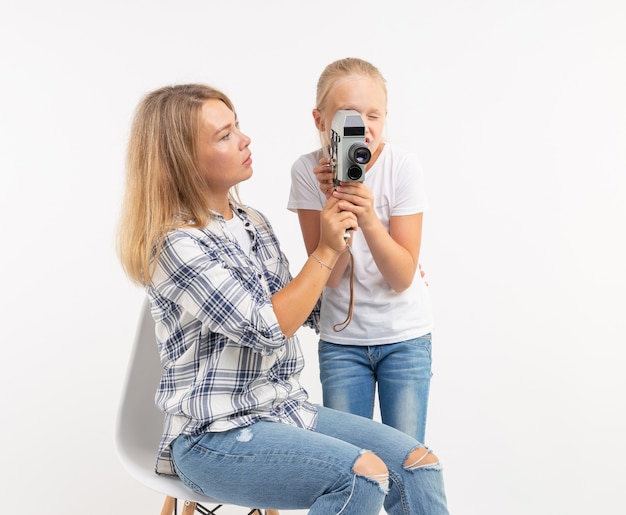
[115,301,279,515]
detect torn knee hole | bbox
[404,447,439,469]
[353,451,388,485]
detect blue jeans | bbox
[319,335,433,443]
[170,406,448,514]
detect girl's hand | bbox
[313,157,335,199]
[332,181,377,230]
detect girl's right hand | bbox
[319,196,358,253]
[313,157,335,199]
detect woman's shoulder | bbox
[238,205,278,236]
[238,204,267,222]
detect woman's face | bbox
[315,75,387,160]
[197,99,253,195]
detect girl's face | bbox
[314,75,387,163]
[197,99,253,196]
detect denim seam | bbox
[387,469,410,515]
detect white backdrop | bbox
[1,1,624,514]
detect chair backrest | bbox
[115,301,220,502]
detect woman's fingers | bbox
[320,197,357,250]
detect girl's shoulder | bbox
[379,142,417,162]
[292,148,326,169]
[371,143,421,175]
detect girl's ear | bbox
[312,108,325,131]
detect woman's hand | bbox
[271,197,357,338]
[319,196,358,253]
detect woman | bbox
[117,83,448,514]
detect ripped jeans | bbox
[170,406,449,515]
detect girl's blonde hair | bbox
[314,57,388,149]
[117,83,241,285]
[315,57,388,112]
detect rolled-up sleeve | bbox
[152,229,286,356]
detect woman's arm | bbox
[297,209,350,288]
[272,197,356,337]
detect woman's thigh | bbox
[314,405,422,467]
[171,420,363,510]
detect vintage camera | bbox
[330,110,371,186]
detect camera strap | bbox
[332,243,355,332]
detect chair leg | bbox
[162,498,278,515]
[160,496,176,515]
[181,500,197,515]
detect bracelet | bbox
[309,253,333,270]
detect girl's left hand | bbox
[313,157,335,199]
[332,181,377,229]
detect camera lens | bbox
[347,165,363,181]
[348,143,372,165]
[354,147,371,164]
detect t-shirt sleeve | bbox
[287,153,326,212]
[392,151,430,216]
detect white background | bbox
[1,1,625,514]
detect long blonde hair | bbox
[117,84,241,285]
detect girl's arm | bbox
[333,183,422,293]
[365,212,423,293]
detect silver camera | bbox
[330,110,371,186]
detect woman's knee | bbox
[353,451,389,486]
[404,446,440,469]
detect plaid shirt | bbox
[147,206,319,475]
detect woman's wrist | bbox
[309,246,341,270]
[309,253,333,270]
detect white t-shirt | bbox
[225,210,252,256]
[287,144,434,345]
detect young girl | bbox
[118,83,448,514]
[288,57,434,443]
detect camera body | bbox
[330,110,371,186]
